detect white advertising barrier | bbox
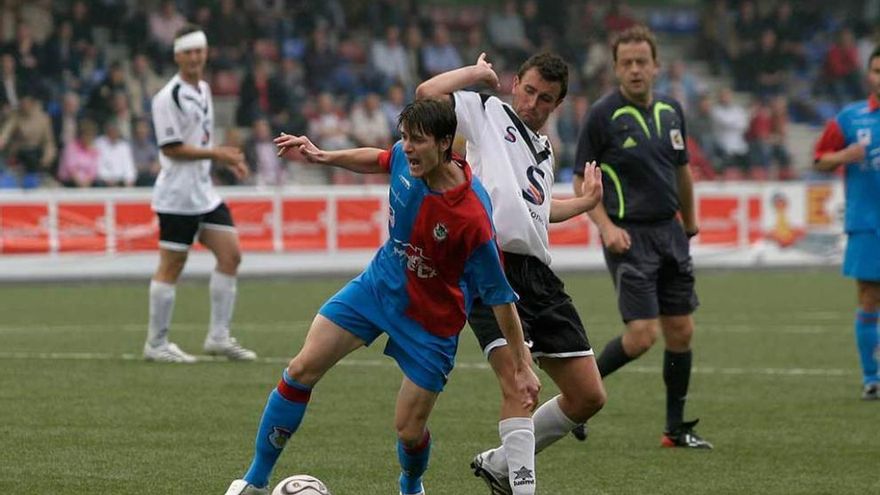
[0,181,844,280]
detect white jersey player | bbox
[143,25,256,363]
[417,53,605,495]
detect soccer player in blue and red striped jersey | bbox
[814,45,880,401]
[224,99,540,495]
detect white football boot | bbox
[224,479,268,495]
[204,337,257,361]
[143,342,197,363]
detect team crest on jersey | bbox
[433,222,448,241]
[268,426,292,449]
[857,128,872,145]
[670,129,685,150]
[503,126,517,143]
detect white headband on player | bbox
[173,31,208,53]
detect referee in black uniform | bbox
[572,25,711,449]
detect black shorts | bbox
[468,252,592,359]
[157,203,235,251]
[603,219,699,322]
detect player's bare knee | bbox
[216,251,241,273]
[286,357,320,387]
[626,328,658,356]
[395,420,427,446]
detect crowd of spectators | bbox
[0,0,877,189]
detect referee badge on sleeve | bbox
[670,129,685,150]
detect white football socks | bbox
[147,280,176,347]
[482,395,579,482]
[207,270,237,343]
[533,395,578,454]
[499,417,536,495]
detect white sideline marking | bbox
[0,351,851,377]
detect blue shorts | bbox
[843,231,880,282]
[318,273,458,392]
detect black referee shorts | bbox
[603,219,699,323]
[157,202,236,251]
[468,252,592,359]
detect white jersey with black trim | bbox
[453,90,555,265]
[150,74,220,214]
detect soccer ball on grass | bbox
[272,474,331,495]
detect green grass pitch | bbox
[0,269,877,494]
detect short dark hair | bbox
[517,52,569,101]
[398,98,457,161]
[175,23,203,41]
[869,45,880,68]
[612,25,658,62]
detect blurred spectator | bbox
[604,0,637,33]
[58,118,99,188]
[131,118,159,187]
[487,0,532,66]
[555,94,590,179]
[688,92,718,170]
[710,87,749,179]
[403,23,427,83]
[272,57,308,135]
[460,26,492,70]
[40,19,80,87]
[208,0,250,67]
[303,25,341,94]
[746,95,794,181]
[772,1,807,73]
[753,29,787,97]
[382,83,407,141]
[68,0,95,48]
[54,91,81,148]
[6,23,42,83]
[308,92,354,184]
[245,117,286,186]
[19,0,53,44]
[95,121,135,187]
[85,62,127,126]
[422,24,462,77]
[125,53,163,119]
[147,0,187,68]
[656,60,701,111]
[0,52,20,115]
[731,0,761,91]
[522,0,544,51]
[824,28,863,105]
[699,0,735,77]
[350,92,392,149]
[107,91,133,140]
[580,33,614,101]
[0,93,56,188]
[371,25,412,92]
[236,59,289,128]
[770,96,795,180]
[746,96,774,180]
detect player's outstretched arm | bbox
[491,303,540,412]
[161,143,250,180]
[274,133,385,174]
[550,162,603,223]
[415,52,500,101]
